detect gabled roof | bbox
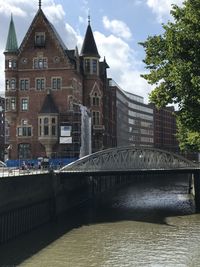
[65,49,76,62]
[5,14,18,53]
[19,8,68,57]
[39,93,59,114]
[80,23,100,58]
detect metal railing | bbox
[0,165,61,178]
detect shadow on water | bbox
[0,177,196,266]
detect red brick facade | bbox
[4,8,115,160]
[150,104,179,153]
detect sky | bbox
[0,0,183,103]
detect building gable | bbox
[90,82,102,97]
[18,9,74,68]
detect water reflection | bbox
[0,177,198,267]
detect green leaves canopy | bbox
[140,0,200,150]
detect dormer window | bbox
[35,32,45,47]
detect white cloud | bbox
[94,31,151,102]
[78,16,85,24]
[43,3,65,23]
[0,0,65,21]
[80,0,89,21]
[146,0,183,22]
[103,16,132,40]
[0,0,33,17]
[65,23,83,49]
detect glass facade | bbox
[111,81,154,147]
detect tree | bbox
[140,0,200,151]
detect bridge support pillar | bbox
[194,171,200,213]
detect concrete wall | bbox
[0,172,90,244]
[1,171,182,244]
[0,172,125,244]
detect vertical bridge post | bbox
[194,170,200,212]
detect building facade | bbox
[4,5,115,161]
[108,79,154,147]
[4,2,179,162]
[0,96,5,161]
[150,104,179,153]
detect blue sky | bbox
[0,0,183,102]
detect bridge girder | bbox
[60,146,197,173]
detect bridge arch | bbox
[60,146,196,173]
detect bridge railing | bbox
[0,165,61,178]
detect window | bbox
[84,59,90,73]
[35,32,45,47]
[21,98,28,111]
[20,79,29,90]
[5,98,10,111]
[52,118,56,136]
[92,92,100,106]
[11,98,16,110]
[92,111,100,125]
[8,60,12,68]
[17,127,32,137]
[68,96,74,110]
[5,97,16,111]
[38,116,57,137]
[17,120,32,137]
[18,143,31,159]
[44,117,49,136]
[8,59,17,69]
[92,59,97,74]
[34,58,47,69]
[6,80,10,91]
[10,79,16,90]
[36,78,45,90]
[52,78,61,90]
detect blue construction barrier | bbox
[5,158,78,169]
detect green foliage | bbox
[177,119,200,151]
[140,0,200,151]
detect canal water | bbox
[0,176,199,267]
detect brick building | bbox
[4,2,180,163]
[0,96,5,161]
[4,4,115,160]
[150,104,179,153]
